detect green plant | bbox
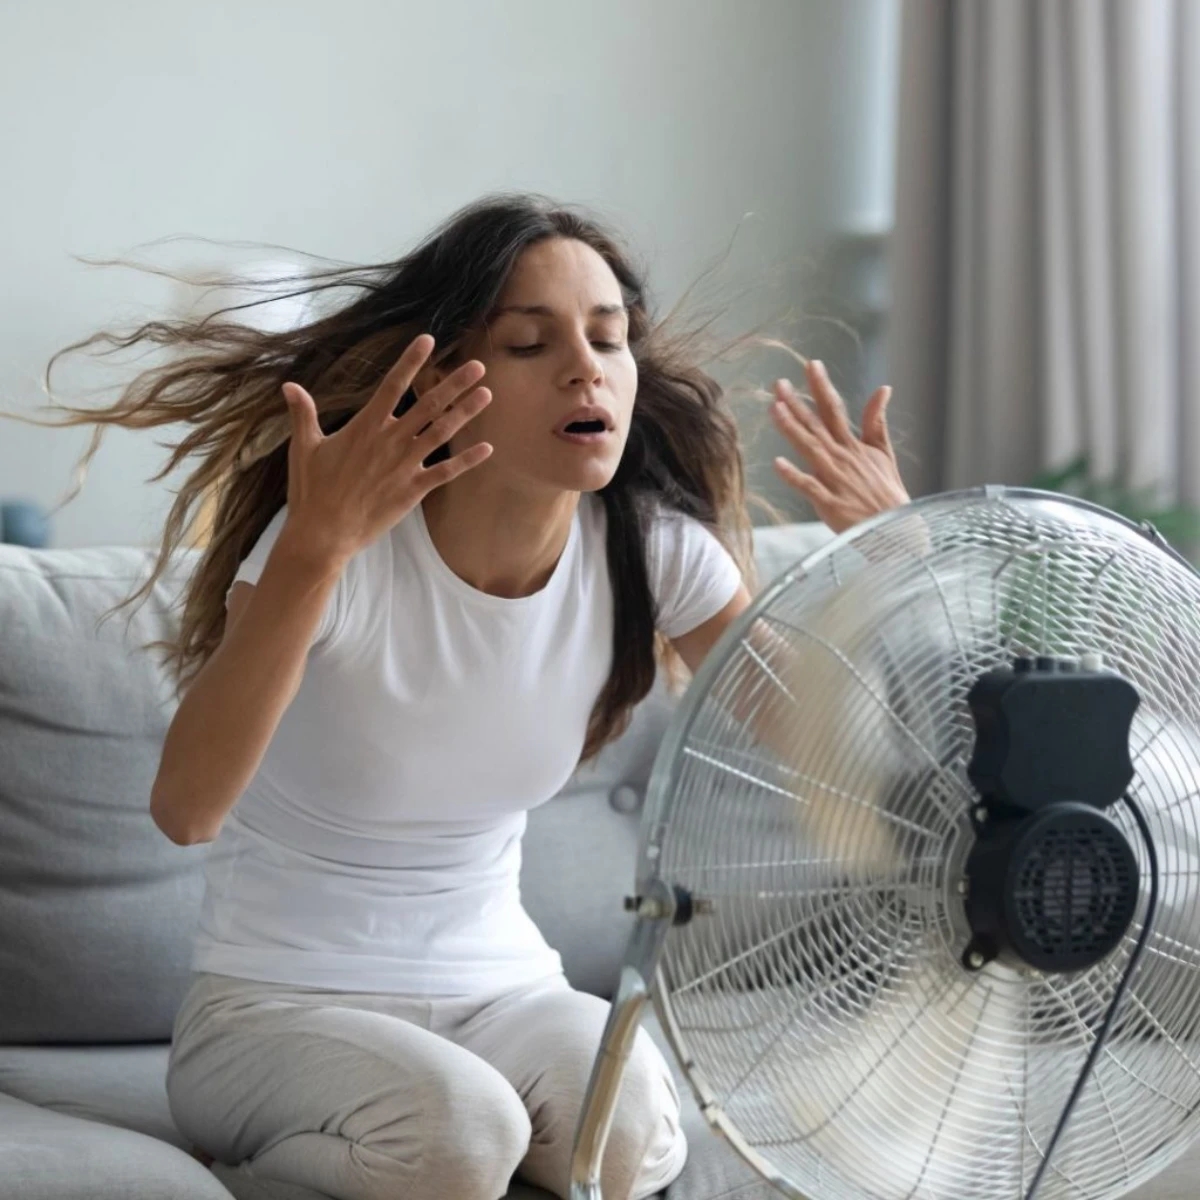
[1029,456,1200,549]
[997,456,1200,658]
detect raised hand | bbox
[771,358,909,533]
[280,333,492,565]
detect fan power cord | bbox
[1022,793,1160,1200]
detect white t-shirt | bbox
[190,493,743,994]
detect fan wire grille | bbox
[646,492,1200,1200]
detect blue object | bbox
[1,500,51,547]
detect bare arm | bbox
[149,536,342,844]
[670,586,753,678]
[148,332,494,845]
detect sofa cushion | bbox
[0,1043,185,1149]
[0,1090,233,1200]
[0,545,203,1043]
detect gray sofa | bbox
[0,524,1196,1200]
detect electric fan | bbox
[570,486,1200,1200]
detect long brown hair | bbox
[34,193,756,761]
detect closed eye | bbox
[508,341,625,357]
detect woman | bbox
[49,194,908,1200]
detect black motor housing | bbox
[961,658,1142,973]
[966,657,1139,812]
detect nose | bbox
[559,333,604,388]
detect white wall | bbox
[0,0,898,546]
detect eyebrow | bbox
[490,303,627,318]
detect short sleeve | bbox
[225,505,343,647]
[646,507,744,639]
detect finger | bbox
[775,380,839,452]
[771,395,836,475]
[773,456,835,507]
[410,387,492,457]
[282,383,322,450]
[806,360,855,445]
[861,386,894,455]
[402,358,488,432]
[361,333,437,425]
[419,441,494,491]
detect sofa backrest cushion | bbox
[0,545,201,1043]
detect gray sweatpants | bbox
[166,970,687,1200]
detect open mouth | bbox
[555,408,615,442]
[563,419,608,435]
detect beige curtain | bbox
[886,0,1200,506]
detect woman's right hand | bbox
[279,333,492,566]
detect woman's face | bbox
[439,237,639,495]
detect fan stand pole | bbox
[569,880,676,1200]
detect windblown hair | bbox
[36,193,757,761]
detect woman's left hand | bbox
[771,359,910,534]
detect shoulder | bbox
[643,499,745,639]
[230,504,401,650]
[643,498,728,567]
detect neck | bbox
[420,475,582,598]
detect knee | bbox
[601,1034,687,1200]
[417,1065,531,1200]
